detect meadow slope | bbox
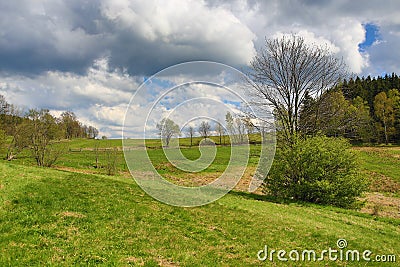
[0,161,399,266]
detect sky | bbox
[0,0,399,138]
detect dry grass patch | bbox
[367,171,400,193]
[53,166,100,175]
[162,166,263,194]
[155,257,180,267]
[123,256,144,266]
[361,192,400,218]
[58,211,86,219]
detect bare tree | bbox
[225,112,246,144]
[215,123,225,145]
[5,121,30,161]
[156,118,180,147]
[1,104,28,160]
[246,35,347,144]
[94,140,100,169]
[0,94,10,115]
[104,146,119,176]
[198,121,211,140]
[235,118,246,144]
[225,112,236,136]
[243,116,254,135]
[186,125,195,146]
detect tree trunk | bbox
[383,109,388,145]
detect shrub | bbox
[263,135,368,208]
[104,147,119,176]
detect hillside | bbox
[0,161,399,266]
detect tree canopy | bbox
[246,34,347,144]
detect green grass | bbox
[51,139,263,177]
[353,147,400,183]
[0,161,399,266]
[1,139,399,265]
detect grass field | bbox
[0,139,399,266]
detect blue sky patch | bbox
[359,23,381,52]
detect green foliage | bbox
[156,118,181,146]
[25,109,66,167]
[299,90,374,142]
[340,74,400,143]
[0,129,6,156]
[0,129,5,144]
[388,88,400,141]
[300,90,357,137]
[263,136,368,208]
[374,92,395,144]
[352,96,374,142]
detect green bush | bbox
[263,135,368,208]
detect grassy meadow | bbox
[0,138,399,266]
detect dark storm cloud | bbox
[1,0,400,77]
[0,1,108,75]
[0,0,256,76]
[1,0,400,138]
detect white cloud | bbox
[1,0,400,138]
[0,57,139,138]
[100,0,256,68]
[218,0,399,75]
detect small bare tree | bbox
[215,123,224,145]
[104,147,119,176]
[186,125,195,146]
[94,140,100,169]
[225,112,247,144]
[243,116,254,135]
[246,35,347,144]
[198,121,211,140]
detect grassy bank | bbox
[0,161,399,266]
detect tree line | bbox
[298,74,400,144]
[342,74,400,143]
[0,94,99,165]
[156,111,262,147]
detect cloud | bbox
[99,0,256,75]
[362,26,400,75]
[0,57,138,137]
[0,0,106,75]
[0,0,256,76]
[2,0,399,76]
[123,71,249,139]
[216,0,400,74]
[1,0,400,138]
[0,57,136,108]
